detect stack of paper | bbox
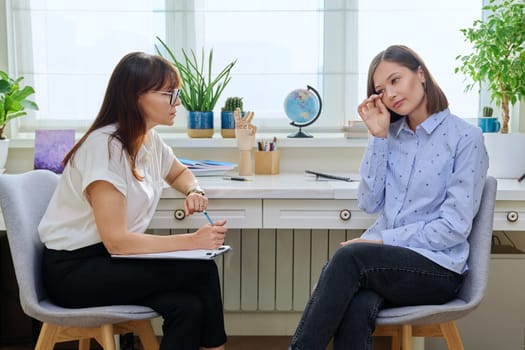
[343,120,369,138]
[178,158,237,176]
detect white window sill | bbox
[8,132,369,149]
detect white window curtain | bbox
[5,0,482,137]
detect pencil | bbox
[203,211,214,225]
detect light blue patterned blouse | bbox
[358,109,489,274]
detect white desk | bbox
[153,175,525,232]
[0,175,523,231]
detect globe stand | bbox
[284,85,323,139]
[288,127,313,138]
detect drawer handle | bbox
[339,209,351,221]
[506,211,519,223]
[174,209,186,221]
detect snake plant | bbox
[155,37,236,112]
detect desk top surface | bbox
[161,174,525,201]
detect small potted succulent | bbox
[221,97,244,138]
[482,106,493,118]
[477,106,501,133]
[0,70,38,169]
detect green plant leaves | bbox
[155,37,236,112]
[0,71,38,138]
[455,0,525,132]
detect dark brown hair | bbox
[63,52,181,180]
[367,45,448,122]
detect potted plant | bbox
[455,0,524,133]
[455,0,525,178]
[482,106,493,118]
[477,106,501,133]
[221,96,244,138]
[0,70,38,170]
[155,37,237,138]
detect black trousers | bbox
[42,243,227,350]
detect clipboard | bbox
[111,245,232,260]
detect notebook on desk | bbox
[111,245,231,260]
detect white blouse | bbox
[38,124,175,250]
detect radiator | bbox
[161,228,363,312]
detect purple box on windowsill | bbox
[34,129,75,174]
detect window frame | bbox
[2,0,520,141]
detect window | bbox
[5,0,482,137]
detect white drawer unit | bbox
[263,199,377,229]
[150,198,262,229]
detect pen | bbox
[223,176,252,182]
[203,210,214,225]
[518,173,525,182]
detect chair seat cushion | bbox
[31,299,159,327]
[376,299,469,325]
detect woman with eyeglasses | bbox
[289,45,488,350]
[38,52,227,350]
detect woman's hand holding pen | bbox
[193,219,228,250]
[357,93,390,138]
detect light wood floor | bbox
[0,338,293,350]
[228,336,292,350]
[0,335,394,350]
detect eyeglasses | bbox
[153,89,180,106]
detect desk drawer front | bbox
[493,201,525,231]
[151,199,262,229]
[263,199,376,229]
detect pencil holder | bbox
[255,150,280,175]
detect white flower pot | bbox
[0,139,8,173]
[484,133,525,179]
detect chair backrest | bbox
[458,176,497,306]
[0,170,59,317]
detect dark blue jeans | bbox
[290,243,464,350]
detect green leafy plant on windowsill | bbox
[455,0,525,134]
[0,70,38,139]
[155,37,237,112]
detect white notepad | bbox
[111,245,231,260]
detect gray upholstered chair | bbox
[373,176,497,350]
[0,170,160,350]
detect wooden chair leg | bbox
[373,325,402,350]
[391,330,401,350]
[78,338,91,350]
[440,321,464,350]
[134,320,160,350]
[401,325,413,350]
[95,324,117,350]
[35,323,59,350]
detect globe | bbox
[284,85,322,138]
